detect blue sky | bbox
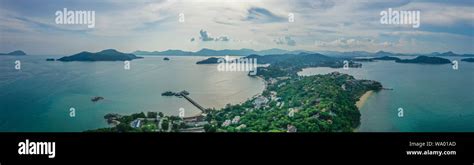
[0,0,473,55]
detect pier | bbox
[172,90,208,114]
[162,90,208,114]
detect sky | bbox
[0,0,473,55]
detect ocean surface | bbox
[299,57,474,132]
[0,55,265,132]
[1,55,473,132]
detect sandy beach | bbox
[356,91,373,109]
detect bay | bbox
[0,55,264,132]
[299,57,474,132]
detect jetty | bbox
[178,91,209,114]
[162,90,208,114]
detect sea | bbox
[299,57,474,132]
[0,55,264,132]
[1,55,473,132]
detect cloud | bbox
[315,38,373,48]
[216,36,230,41]
[303,0,336,9]
[245,7,286,23]
[197,29,230,42]
[274,36,296,46]
[199,29,214,41]
[0,10,90,33]
[1,0,473,54]
[404,2,474,27]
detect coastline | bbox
[356,90,373,109]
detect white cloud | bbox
[274,36,296,46]
[400,2,474,26]
[197,29,230,42]
[0,0,473,54]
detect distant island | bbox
[395,56,451,64]
[161,90,189,97]
[58,49,143,62]
[196,57,225,64]
[351,58,374,62]
[364,55,451,64]
[461,58,474,62]
[0,50,26,56]
[133,48,474,58]
[135,48,313,56]
[434,51,474,57]
[370,51,474,58]
[371,56,401,61]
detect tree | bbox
[147,112,158,118]
[131,112,146,119]
[161,120,169,130]
[204,124,216,132]
[116,123,132,132]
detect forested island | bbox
[133,49,474,58]
[461,58,474,62]
[89,52,383,132]
[58,49,143,62]
[371,56,400,61]
[247,53,361,78]
[0,50,26,56]
[196,57,225,64]
[363,55,451,64]
[395,56,451,64]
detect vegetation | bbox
[196,57,225,64]
[0,50,26,55]
[461,58,474,62]
[86,112,187,132]
[395,56,451,64]
[247,53,361,79]
[58,49,143,62]
[205,72,382,132]
[90,52,383,133]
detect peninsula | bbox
[89,52,382,132]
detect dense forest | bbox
[205,72,382,132]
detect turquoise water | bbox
[2,55,473,132]
[0,55,264,132]
[299,57,474,132]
